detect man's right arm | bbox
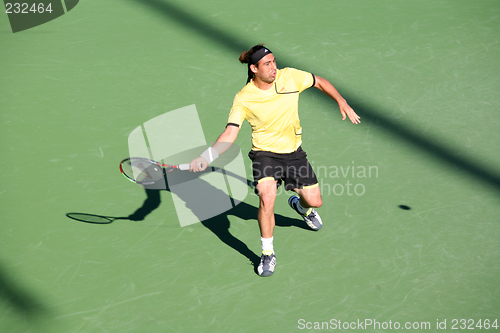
[190,124,240,172]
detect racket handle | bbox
[178,164,191,171]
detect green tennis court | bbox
[1,0,499,332]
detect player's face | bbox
[253,53,277,84]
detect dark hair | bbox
[239,44,269,84]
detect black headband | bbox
[249,47,272,65]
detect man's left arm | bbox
[313,75,360,124]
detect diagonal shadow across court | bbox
[131,0,500,194]
[0,262,47,317]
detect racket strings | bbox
[124,160,165,184]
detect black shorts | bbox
[248,146,318,192]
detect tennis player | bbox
[190,44,360,277]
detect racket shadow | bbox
[66,213,128,224]
[66,189,162,225]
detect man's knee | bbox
[295,186,322,208]
[310,196,322,208]
[260,190,276,206]
[256,180,277,206]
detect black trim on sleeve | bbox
[311,73,316,88]
[226,123,240,128]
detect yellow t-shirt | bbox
[227,67,315,154]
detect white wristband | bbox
[200,147,219,164]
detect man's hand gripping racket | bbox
[190,146,219,173]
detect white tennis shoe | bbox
[288,195,323,230]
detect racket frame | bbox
[119,157,189,185]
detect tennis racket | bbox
[119,157,191,185]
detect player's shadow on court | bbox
[200,193,311,270]
[140,170,312,272]
[67,169,311,273]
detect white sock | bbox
[261,236,274,255]
[296,199,311,215]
